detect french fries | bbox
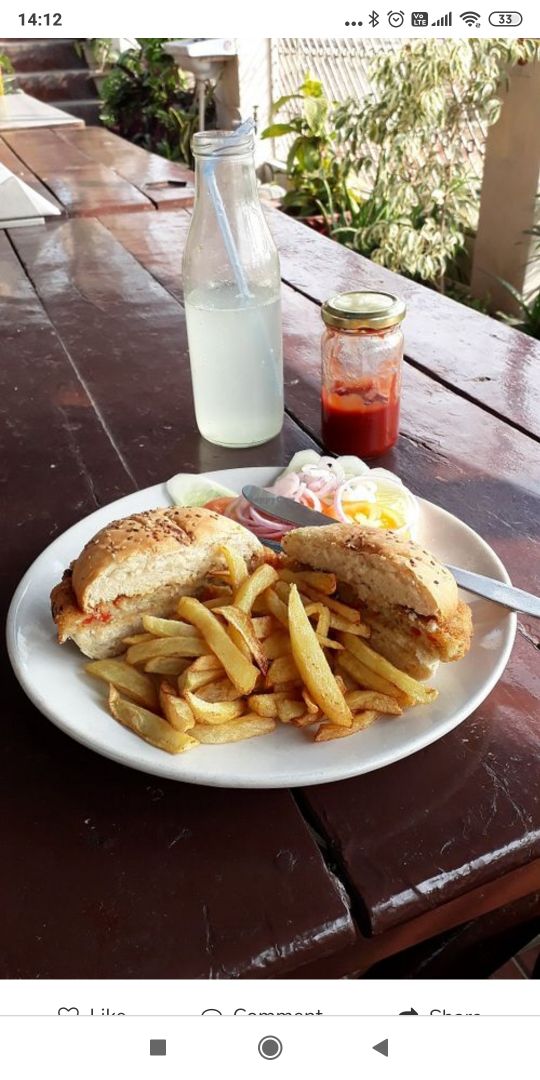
[233,563,278,613]
[337,651,413,707]
[108,686,196,753]
[88,553,437,757]
[142,615,202,638]
[191,716,275,743]
[184,690,245,725]
[315,711,378,741]
[279,568,337,595]
[177,597,259,694]
[215,605,269,674]
[340,634,438,704]
[159,683,195,731]
[219,545,248,589]
[126,635,208,665]
[345,690,402,715]
[288,585,352,727]
[144,657,189,676]
[86,659,158,710]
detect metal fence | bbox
[269,37,488,182]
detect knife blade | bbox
[242,485,537,618]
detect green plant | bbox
[266,40,539,289]
[262,76,367,223]
[99,39,214,166]
[0,52,14,96]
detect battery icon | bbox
[488,11,523,24]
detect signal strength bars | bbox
[432,10,452,23]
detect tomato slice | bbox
[203,497,235,515]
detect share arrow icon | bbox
[373,1039,389,1057]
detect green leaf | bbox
[261,123,295,139]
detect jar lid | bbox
[321,291,406,330]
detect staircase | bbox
[0,38,102,124]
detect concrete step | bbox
[13,68,98,102]
[50,99,102,125]
[0,38,86,71]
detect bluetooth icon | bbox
[369,9,380,24]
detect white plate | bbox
[7,467,516,789]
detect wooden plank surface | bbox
[2,129,154,215]
[267,209,540,442]
[61,127,195,209]
[1,221,356,978]
[99,210,540,937]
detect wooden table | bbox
[2,189,540,978]
[0,126,195,216]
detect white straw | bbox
[202,119,256,301]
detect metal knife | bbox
[242,485,539,618]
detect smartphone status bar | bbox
[1,0,539,36]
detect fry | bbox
[345,690,402,715]
[304,603,331,638]
[126,635,208,665]
[252,615,276,639]
[316,636,344,650]
[327,612,370,637]
[262,587,289,628]
[233,563,279,613]
[202,596,229,609]
[122,632,153,645]
[288,585,353,727]
[108,686,196,753]
[301,585,361,623]
[196,678,244,702]
[340,634,437,703]
[142,615,203,638]
[189,654,224,672]
[216,605,269,674]
[338,651,412,706]
[248,693,282,718]
[144,657,190,676]
[178,667,222,693]
[262,630,292,660]
[184,691,245,725]
[219,545,248,589]
[159,682,195,731]
[266,654,300,686]
[177,597,259,694]
[314,711,378,741]
[277,699,307,723]
[302,688,320,715]
[273,579,291,604]
[86,659,158,710]
[291,713,319,728]
[192,715,275,743]
[279,568,337,595]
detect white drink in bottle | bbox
[183,128,284,447]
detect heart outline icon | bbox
[58,1006,79,1015]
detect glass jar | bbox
[321,291,406,458]
[183,129,283,448]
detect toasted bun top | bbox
[72,506,263,612]
[282,525,458,619]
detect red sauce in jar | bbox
[321,379,400,458]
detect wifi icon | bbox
[460,10,481,25]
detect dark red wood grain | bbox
[3,179,540,976]
[1,128,195,215]
[0,224,355,979]
[60,127,195,209]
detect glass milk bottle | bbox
[183,129,284,447]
